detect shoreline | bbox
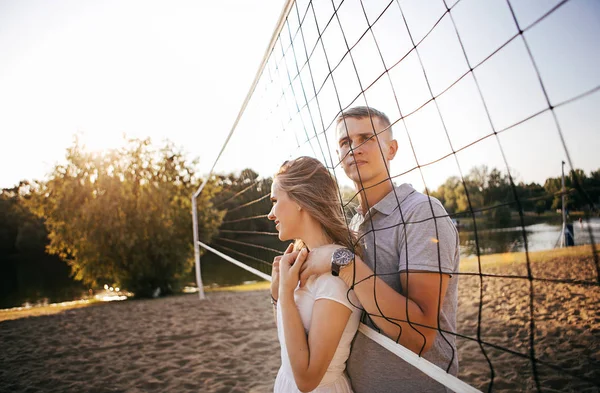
[0,282,272,323]
[1,244,598,392]
[2,245,596,323]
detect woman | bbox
[268,156,362,393]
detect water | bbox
[0,253,88,310]
[459,218,600,257]
[3,219,598,308]
[202,218,600,286]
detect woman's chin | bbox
[278,232,291,242]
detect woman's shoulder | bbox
[312,273,348,289]
[298,273,348,295]
[296,273,335,293]
[309,273,361,310]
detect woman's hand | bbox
[271,243,294,301]
[279,247,308,299]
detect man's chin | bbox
[345,169,370,186]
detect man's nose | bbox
[350,142,363,156]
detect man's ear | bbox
[387,139,398,161]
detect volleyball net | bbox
[192,0,600,391]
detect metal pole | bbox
[189,0,295,302]
[561,161,566,248]
[192,195,206,300]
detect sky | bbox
[1,0,599,193]
[217,0,600,192]
[0,0,285,188]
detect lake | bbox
[2,218,598,309]
[459,217,600,257]
[201,217,600,287]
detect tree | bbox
[587,169,600,209]
[484,168,512,207]
[0,183,50,257]
[340,185,359,220]
[431,176,462,214]
[1,183,80,308]
[430,174,483,214]
[535,200,546,215]
[517,182,546,212]
[28,138,224,297]
[212,169,274,235]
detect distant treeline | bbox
[1,139,598,302]
[429,166,600,220]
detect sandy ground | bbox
[1,246,598,392]
[457,246,600,392]
[0,291,280,393]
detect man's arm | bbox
[300,202,457,354]
[338,258,450,354]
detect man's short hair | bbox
[336,106,392,136]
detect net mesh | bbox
[195,0,600,391]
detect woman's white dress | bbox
[274,274,362,393]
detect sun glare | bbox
[77,130,127,154]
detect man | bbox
[300,106,459,393]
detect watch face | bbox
[332,248,354,266]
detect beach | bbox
[456,245,599,392]
[1,245,598,392]
[0,291,281,393]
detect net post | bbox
[188,0,294,302]
[192,194,206,300]
[561,160,566,248]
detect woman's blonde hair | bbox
[274,156,362,257]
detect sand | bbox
[457,246,600,392]
[1,246,598,392]
[0,291,280,393]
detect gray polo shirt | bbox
[346,183,459,393]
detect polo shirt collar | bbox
[355,183,415,217]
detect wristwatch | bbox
[331,247,355,276]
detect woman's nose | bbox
[267,208,275,221]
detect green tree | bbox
[588,169,600,209]
[0,183,50,257]
[431,173,484,214]
[484,168,512,207]
[28,138,224,297]
[517,182,546,212]
[431,176,463,214]
[1,183,81,308]
[213,169,274,235]
[485,202,512,227]
[535,200,546,215]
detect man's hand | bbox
[299,244,343,287]
[271,243,294,301]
